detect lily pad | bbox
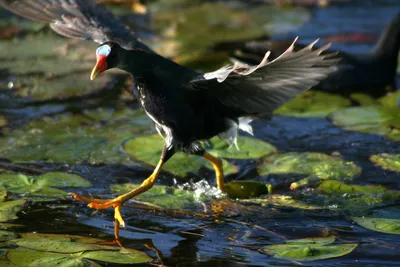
[331,106,400,141]
[111,183,209,209]
[153,3,310,69]
[242,195,324,210]
[317,180,387,195]
[261,236,357,261]
[7,246,150,266]
[0,172,91,201]
[205,136,276,159]
[0,199,26,223]
[0,107,153,165]
[257,152,361,189]
[370,153,400,172]
[275,91,352,117]
[0,33,114,100]
[224,181,271,199]
[352,217,400,235]
[123,134,237,178]
[317,180,400,212]
[7,233,151,265]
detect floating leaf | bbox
[275,91,351,117]
[257,152,361,189]
[7,234,151,266]
[370,153,400,172]
[352,217,400,235]
[0,34,115,100]
[205,136,276,159]
[331,106,400,141]
[0,199,26,223]
[262,236,357,261]
[224,181,271,199]
[0,172,91,201]
[111,183,208,209]
[317,180,400,212]
[317,180,387,195]
[242,195,324,210]
[0,107,153,165]
[123,134,237,178]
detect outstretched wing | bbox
[0,0,151,51]
[191,38,339,118]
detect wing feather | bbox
[0,0,151,51]
[192,38,339,118]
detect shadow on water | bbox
[0,0,399,266]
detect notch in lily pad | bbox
[0,172,91,202]
[261,236,357,261]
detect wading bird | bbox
[0,0,338,239]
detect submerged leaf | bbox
[262,236,357,261]
[352,217,400,235]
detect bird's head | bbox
[91,42,121,80]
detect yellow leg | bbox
[73,159,164,234]
[204,152,224,191]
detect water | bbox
[0,0,400,266]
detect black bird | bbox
[0,0,338,239]
[216,13,400,97]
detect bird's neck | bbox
[117,49,196,80]
[372,14,400,58]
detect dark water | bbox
[1,0,400,266]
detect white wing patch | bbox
[96,44,111,57]
[218,117,253,149]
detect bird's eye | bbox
[96,44,111,57]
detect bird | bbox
[215,13,400,97]
[0,0,339,239]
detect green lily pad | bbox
[0,172,91,201]
[0,199,26,223]
[275,91,352,117]
[352,217,400,235]
[0,107,153,165]
[317,180,400,212]
[0,33,115,100]
[205,136,276,159]
[224,181,271,199]
[331,106,400,141]
[111,183,211,209]
[123,134,237,178]
[370,153,400,172]
[257,152,361,189]
[262,236,357,261]
[317,180,387,195]
[7,233,151,265]
[242,195,324,210]
[153,3,309,69]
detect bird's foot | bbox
[72,193,126,228]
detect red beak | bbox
[91,55,107,80]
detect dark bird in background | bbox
[214,13,400,97]
[0,0,339,239]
